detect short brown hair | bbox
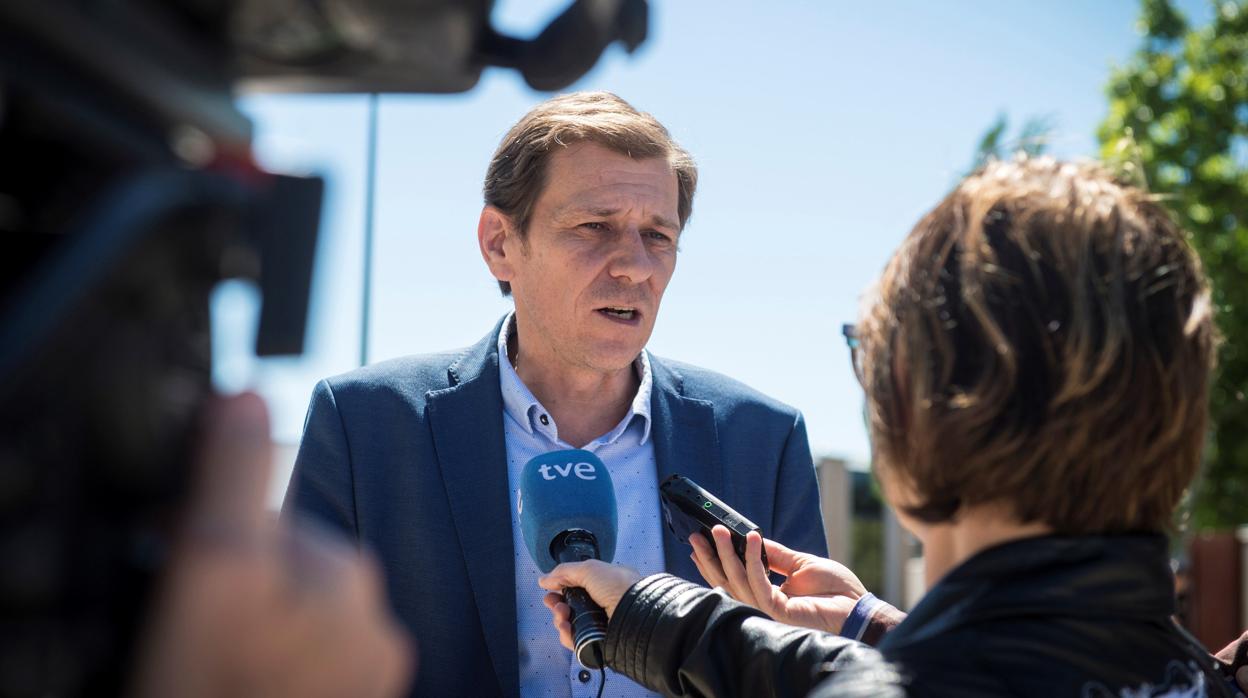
[483,91,697,295]
[856,157,1217,533]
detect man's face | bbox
[505,141,680,373]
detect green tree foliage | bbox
[1099,0,1248,529]
[968,112,1055,174]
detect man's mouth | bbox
[597,306,638,321]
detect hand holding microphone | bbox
[519,449,623,669]
[539,561,641,648]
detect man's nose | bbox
[606,228,655,284]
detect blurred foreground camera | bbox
[0,0,647,694]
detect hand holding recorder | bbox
[690,526,866,635]
[662,473,868,635]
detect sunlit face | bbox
[503,141,680,373]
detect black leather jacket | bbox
[603,535,1235,697]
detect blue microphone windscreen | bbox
[519,449,617,573]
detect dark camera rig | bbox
[0,1,647,694]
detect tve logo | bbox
[538,461,598,481]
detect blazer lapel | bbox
[425,320,520,698]
[648,355,722,582]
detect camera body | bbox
[0,2,649,693]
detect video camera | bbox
[0,1,647,694]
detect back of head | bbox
[857,156,1217,533]
[482,91,697,295]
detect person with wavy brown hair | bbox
[857,157,1215,537]
[539,157,1247,697]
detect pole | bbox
[360,92,379,367]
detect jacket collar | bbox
[494,311,655,445]
[881,533,1176,652]
[425,316,520,698]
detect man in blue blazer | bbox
[284,92,827,697]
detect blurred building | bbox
[816,457,923,610]
[1185,528,1246,651]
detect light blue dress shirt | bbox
[498,314,664,698]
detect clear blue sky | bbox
[213,0,1212,467]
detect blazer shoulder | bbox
[321,349,468,406]
[652,356,800,420]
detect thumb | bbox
[185,392,274,539]
[538,560,600,592]
[761,538,804,575]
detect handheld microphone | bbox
[519,449,617,669]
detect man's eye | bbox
[646,231,673,243]
[580,222,608,231]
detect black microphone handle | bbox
[552,529,609,669]
[562,585,608,669]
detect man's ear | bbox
[478,206,517,284]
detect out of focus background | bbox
[212,1,1247,650]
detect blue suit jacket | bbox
[284,319,827,697]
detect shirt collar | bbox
[496,312,653,446]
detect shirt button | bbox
[578,669,591,683]
[539,414,550,425]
